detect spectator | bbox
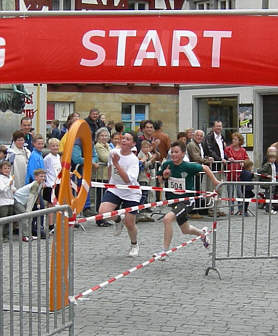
[49,120,61,139]
[25,134,45,184]
[258,152,278,215]
[186,130,214,219]
[43,138,61,232]
[0,145,7,164]
[115,122,124,134]
[137,140,156,223]
[20,116,33,151]
[184,128,194,145]
[59,118,77,154]
[7,130,31,189]
[25,134,46,238]
[153,120,171,162]
[0,161,16,240]
[85,108,105,143]
[137,120,145,137]
[109,132,121,150]
[136,120,160,161]
[14,169,46,242]
[94,127,112,226]
[59,112,80,140]
[71,138,99,218]
[99,113,106,126]
[107,120,115,135]
[224,132,249,215]
[203,120,227,217]
[240,159,255,217]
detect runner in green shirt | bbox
[154,141,220,260]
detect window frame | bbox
[121,103,149,131]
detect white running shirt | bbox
[108,148,141,202]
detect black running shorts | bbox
[170,200,195,226]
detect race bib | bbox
[168,176,186,194]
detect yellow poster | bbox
[246,133,253,147]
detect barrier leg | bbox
[205,204,222,279]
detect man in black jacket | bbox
[85,108,105,143]
[204,120,227,217]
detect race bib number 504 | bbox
[168,177,186,194]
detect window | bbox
[196,2,210,10]
[197,97,238,145]
[128,1,149,10]
[47,102,74,125]
[52,0,72,10]
[218,0,234,9]
[121,103,149,132]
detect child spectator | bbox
[0,161,16,240]
[43,138,61,232]
[0,145,7,164]
[25,134,46,237]
[25,134,45,184]
[49,120,61,139]
[14,169,46,242]
[109,132,121,150]
[240,159,255,217]
[137,140,156,222]
[258,152,278,215]
[7,130,31,189]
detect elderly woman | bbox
[224,132,249,215]
[94,127,111,226]
[7,130,31,189]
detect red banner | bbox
[0,15,278,85]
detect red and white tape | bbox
[219,196,278,204]
[72,192,216,225]
[68,227,212,304]
[90,181,206,194]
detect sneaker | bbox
[201,227,210,248]
[265,209,277,215]
[114,219,124,236]
[244,212,249,217]
[83,208,96,217]
[128,243,139,257]
[152,251,168,261]
[22,236,37,242]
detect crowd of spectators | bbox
[0,111,277,243]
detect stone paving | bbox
[2,203,278,335]
[70,204,278,336]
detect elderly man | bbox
[187,130,213,165]
[186,130,213,219]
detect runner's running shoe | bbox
[152,251,168,261]
[128,243,139,257]
[201,227,210,248]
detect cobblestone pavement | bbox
[70,204,278,336]
[2,203,278,335]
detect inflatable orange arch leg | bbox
[50,120,92,311]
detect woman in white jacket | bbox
[7,130,31,189]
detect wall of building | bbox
[47,90,179,141]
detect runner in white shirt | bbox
[99,131,142,257]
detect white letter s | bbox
[80,30,105,67]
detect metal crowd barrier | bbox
[206,181,278,279]
[88,159,248,214]
[0,205,74,336]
